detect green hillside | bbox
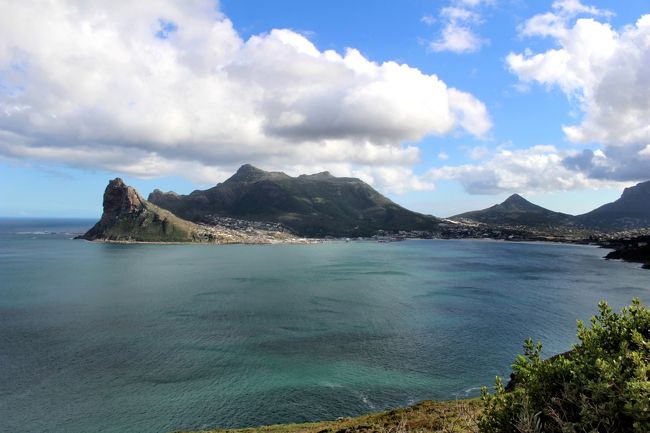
[149,164,440,237]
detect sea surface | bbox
[1,218,648,433]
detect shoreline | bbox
[175,398,482,433]
[77,235,650,270]
[77,235,604,248]
[78,238,323,245]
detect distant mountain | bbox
[148,164,440,237]
[81,178,211,242]
[452,194,575,228]
[81,178,298,243]
[576,181,650,230]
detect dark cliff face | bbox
[577,181,650,229]
[101,178,145,218]
[148,164,440,237]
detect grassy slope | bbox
[177,399,482,433]
[149,166,440,237]
[93,200,205,242]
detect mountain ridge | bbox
[452,181,650,232]
[148,164,441,237]
[576,180,650,230]
[452,193,575,228]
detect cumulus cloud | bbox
[0,0,491,193]
[425,2,490,54]
[427,145,618,194]
[507,1,650,183]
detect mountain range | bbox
[452,181,650,231]
[81,165,650,242]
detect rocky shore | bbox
[603,235,650,269]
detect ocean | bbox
[1,218,648,433]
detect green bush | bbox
[479,299,650,433]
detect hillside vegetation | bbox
[149,164,440,237]
[481,299,649,433]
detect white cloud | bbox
[421,15,436,26]
[640,145,650,158]
[426,3,489,54]
[427,145,620,194]
[507,2,650,183]
[430,23,484,53]
[518,0,613,39]
[467,145,489,160]
[454,0,494,7]
[0,0,491,194]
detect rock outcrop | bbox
[80,178,208,242]
[603,235,650,269]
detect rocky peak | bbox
[237,164,261,174]
[226,164,268,183]
[621,180,650,201]
[302,171,333,179]
[102,177,144,218]
[502,194,531,207]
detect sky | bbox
[0,0,649,218]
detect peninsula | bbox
[79,178,297,244]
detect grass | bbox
[177,399,482,433]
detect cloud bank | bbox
[427,145,618,194]
[507,0,650,182]
[428,0,649,195]
[0,0,491,193]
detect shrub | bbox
[479,298,650,433]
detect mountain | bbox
[576,181,650,230]
[148,164,440,237]
[452,194,575,228]
[81,178,296,243]
[81,178,211,242]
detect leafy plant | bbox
[479,299,650,433]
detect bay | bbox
[0,218,648,433]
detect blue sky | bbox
[1,0,649,218]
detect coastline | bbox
[175,399,482,433]
[77,235,650,270]
[78,237,323,246]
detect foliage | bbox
[479,298,650,433]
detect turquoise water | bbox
[1,219,648,433]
